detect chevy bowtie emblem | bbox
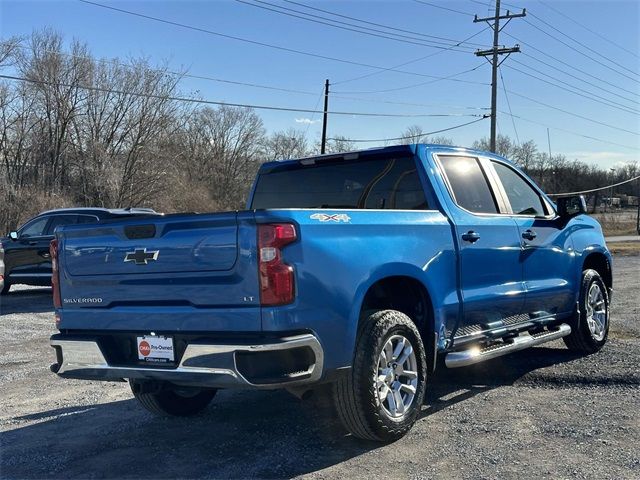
[124,248,159,265]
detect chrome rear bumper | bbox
[50,333,323,389]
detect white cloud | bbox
[565,151,639,168]
[295,117,320,125]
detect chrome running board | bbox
[445,323,571,368]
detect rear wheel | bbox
[333,310,427,442]
[130,381,217,417]
[563,269,610,354]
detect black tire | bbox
[333,310,428,442]
[130,382,217,417]
[1,281,10,295]
[563,269,610,354]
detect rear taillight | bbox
[50,239,62,309]
[258,223,297,306]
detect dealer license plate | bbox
[137,335,175,363]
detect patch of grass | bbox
[607,242,640,256]
[593,211,639,237]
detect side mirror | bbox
[556,195,587,219]
[9,231,18,241]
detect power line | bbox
[505,63,640,116]
[413,0,474,17]
[78,0,488,85]
[498,67,520,146]
[538,0,639,59]
[282,0,490,47]
[548,175,640,197]
[505,88,640,136]
[332,63,486,94]
[522,18,640,83]
[304,86,325,137]
[16,43,319,97]
[332,94,489,111]
[332,27,490,86]
[516,53,639,105]
[237,0,476,51]
[498,110,639,151]
[328,116,488,143]
[13,44,487,112]
[0,73,485,118]
[468,0,493,8]
[526,13,639,78]
[504,32,640,97]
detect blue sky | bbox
[1,0,638,168]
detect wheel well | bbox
[583,252,612,291]
[360,276,435,368]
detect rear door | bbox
[435,154,525,336]
[488,160,575,317]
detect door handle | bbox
[461,231,481,243]
[522,229,537,241]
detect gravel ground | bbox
[0,256,638,480]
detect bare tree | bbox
[176,106,265,209]
[264,128,310,161]
[398,125,427,145]
[473,134,514,158]
[321,135,355,154]
[0,36,21,67]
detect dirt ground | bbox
[0,257,638,480]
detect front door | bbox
[490,160,575,317]
[6,216,52,281]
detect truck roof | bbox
[37,207,158,217]
[259,143,511,173]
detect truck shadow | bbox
[0,288,53,315]
[423,346,583,417]
[0,346,590,479]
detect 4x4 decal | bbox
[310,213,351,223]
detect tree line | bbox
[0,31,637,232]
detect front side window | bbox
[251,156,428,210]
[439,156,498,214]
[492,161,546,216]
[19,217,49,237]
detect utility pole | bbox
[320,79,329,154]
[474,0,526,153]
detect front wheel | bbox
[333,310,427,442]
[563,269,610,354]
[130,381,217,417]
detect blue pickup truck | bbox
[50,144,612,441]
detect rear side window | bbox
[251,156,428,210]
[492,161,547,216]
[76,215,99,225]
[439,156,498,214]
[45,215,79,235]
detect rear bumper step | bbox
[445,324,571,368]
[50,334,323,389]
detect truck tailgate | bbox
[56,211,262,332]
